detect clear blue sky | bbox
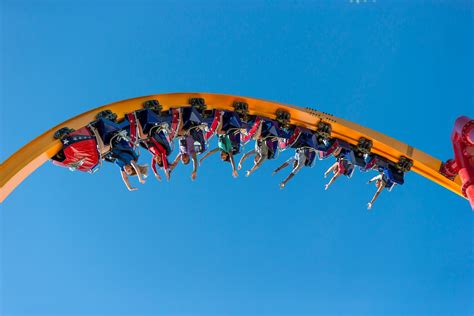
[1,1,473,315]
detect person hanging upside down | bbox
[239,138,278,177]
[238,118,281,177]
[90,124,148,191]
[323,153,354,190]
[169,107,207,180]
[366,171,386,210]
[134,113,173,181]
[366,169,397,210]
[200,111,243,178]
[272,147,316,189]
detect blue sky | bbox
[1,1,473,315]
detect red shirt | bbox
[148,138,169,175]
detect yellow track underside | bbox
[0,93,463,203]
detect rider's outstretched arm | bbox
[121,171,137,191]
[238,149,256,170]
[200,148,219,164]
[191,153,198,181]
[229,154,238,178]
[170,154,182,172]
[151,158,161,181]
[130,160,146,184]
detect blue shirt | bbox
[111,140,138,170]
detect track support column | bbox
[442,116,474,210]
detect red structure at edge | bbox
[441,116,474,210]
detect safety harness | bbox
[205,110,223,140]
[241,117,262,144]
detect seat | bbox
[181,107,204,130]
[90,118,126,145]
[51,127,100,172]
[221,111,242,132]
[135,109,169,134]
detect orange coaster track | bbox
[0,93,463,203]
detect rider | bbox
[131,110,173,181]
[272,126,318,188]
[272,147,316,188]
[200,110,243,178]
[89,120,147,191]
[238,118,280,177]
[323,147,354,190]
[169,107,207,181]
[366,168,397,210]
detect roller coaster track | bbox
[0,92,465,204]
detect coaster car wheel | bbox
[51,150,66,162]
[357,137,373,155]
[397,156,413,172]
[276,109,291,128]
[317,121,332,139]
[233,101,250,122]
[54,127,75,140]
[143,99,162,112]
[96,109,118,122]
[189,98,207,112]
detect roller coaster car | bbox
[363,155,388,171]
[364,155,405,187]
[319,139,351,159]
[383,166,404,189]
[89,118,130,145]
[260,118,284,139]
[180,106,205,130]
[134,109,170,134]
[51,127,100,172]
[290,127,318,149]
[317,138,368,168]
[347,148,367,168]
[221,110,242,131]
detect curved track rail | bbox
[0,92,463,203]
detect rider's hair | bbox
[128,164,148,177]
